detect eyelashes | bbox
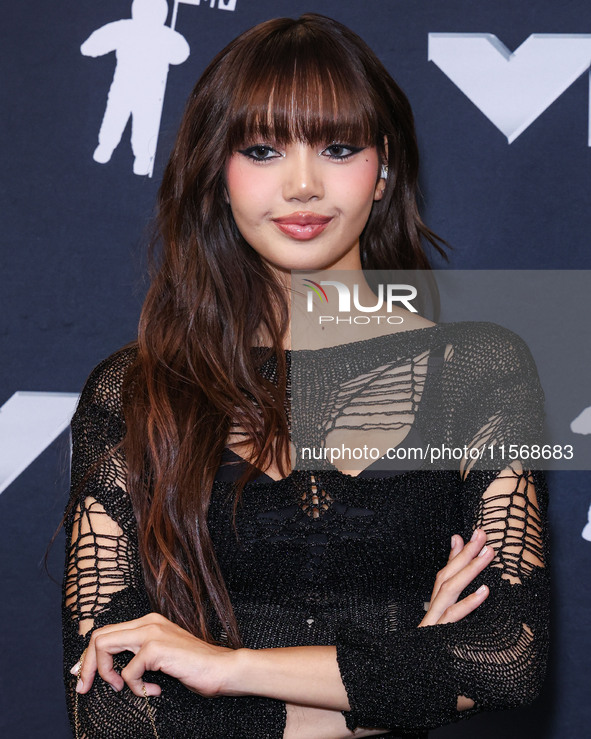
[238,145,280,162]
[237,143,365,163]
[322,144,364,160]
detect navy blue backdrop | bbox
[1,1,590,737]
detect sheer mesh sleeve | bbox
[62,349,287,738]
[334,328,550,733]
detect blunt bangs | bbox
[224,24,379,151]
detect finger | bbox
[443,529,486,576]
[70,649,89,693]
[120,646,162,697]
[423,541,494,625]
[71,625,122,692]
[448,535,465,563]
[430,529,488,602]
[426,535,466,605]
[75,641,98,694]
[94,627,151,692]
[425,544,495,624]
[436,584,489,624]
[419,579,489,628]
[73,617,162,693]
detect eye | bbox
[322,144,364,160]
[238,145,282,162]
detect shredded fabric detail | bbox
[62,323,549,738]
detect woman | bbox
[62,13,549,739]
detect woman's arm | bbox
[76,528,493,738]
[72,453,537,737]
[218,468,545,733]
[216,529,491,712]
[72,332,549,735]
[281,329,550,733]
[330,464,548,732]
[63,351,287,738]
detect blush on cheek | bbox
[333,162,379,201]
[225,157,273,213]
[225,157,250,195]
[359,155,380,186]
[346,150,378,183]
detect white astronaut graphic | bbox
[582,504,591,542]
[570,405,591,541]
[81,0,190,176]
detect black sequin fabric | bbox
[62,322,549,738]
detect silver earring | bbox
[380,164,388,180]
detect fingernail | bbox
[476,585,487,594]
[75,679,83,693]
[70,662,81,675]
[451,535,457,549]
[470,529,480,541]
[477,545,488,557]
[111,684,121,692]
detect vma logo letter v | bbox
[429,34,591,144]
[0,392,79,494]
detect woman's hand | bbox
[69,612,235,698]
[419,528,494,627]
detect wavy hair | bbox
[122,13,447,647]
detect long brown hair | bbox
[122,13,447,647]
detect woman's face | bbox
[225,139,384,274]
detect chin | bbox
[283,262,339,273]
[265,256,334,272]
[286,252,355,271]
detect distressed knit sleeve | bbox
[62,349,286,739]
[333,325,550,733]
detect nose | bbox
[282,146,324,203]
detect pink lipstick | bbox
[272,212,333,241]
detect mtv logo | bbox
[428,34,591,144]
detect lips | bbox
[272,212,333,241]
[273,212,333,226]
